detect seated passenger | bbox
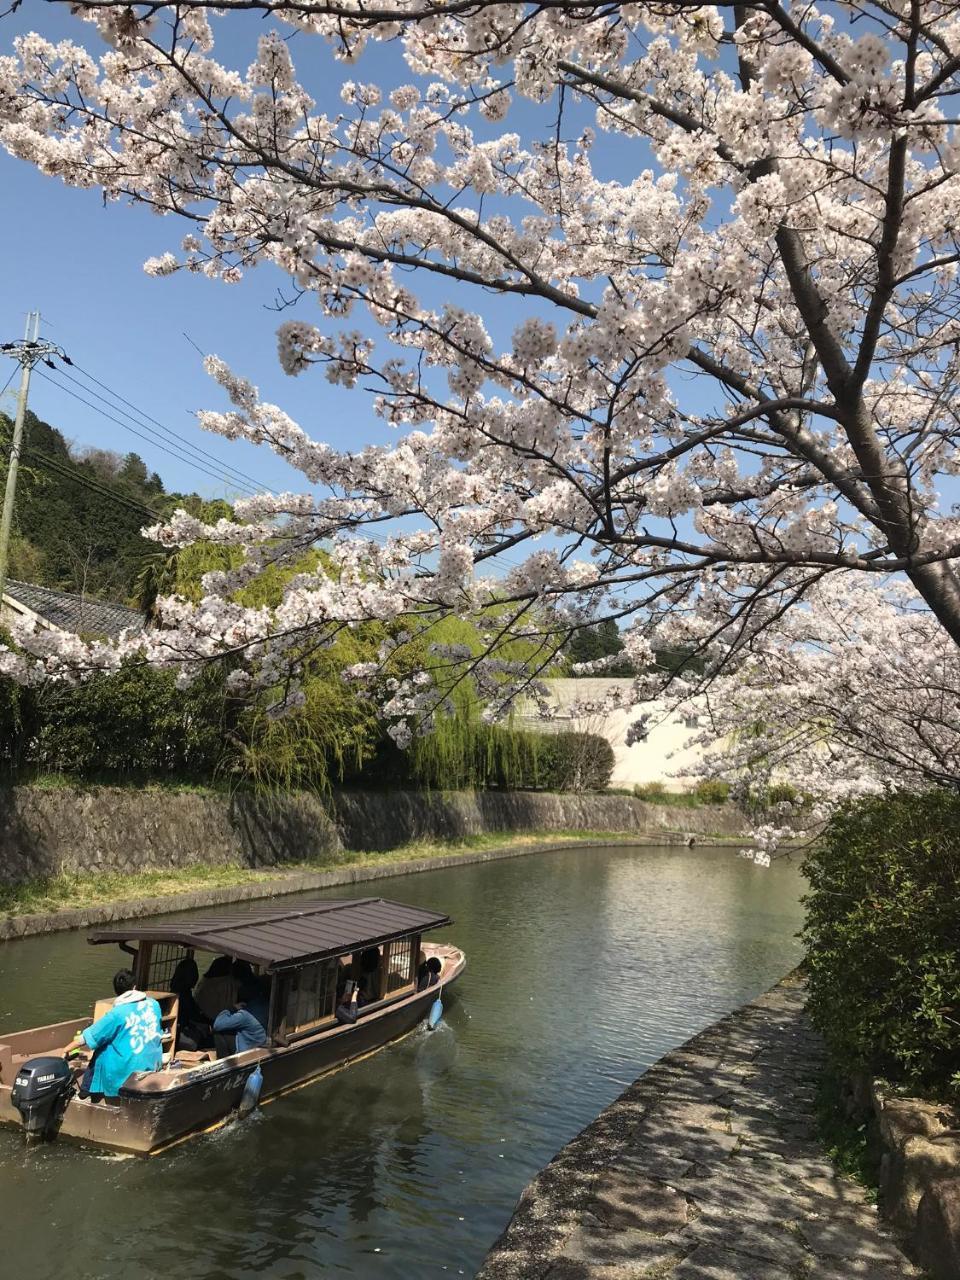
[195,956,237,1020]
[232,959,256,988]
[65,969,163,1099]
[358,947,381,1002]
[169,958,212,1051]
[335,981,360,1026]
[213,982,268,1053]
[418,956,442,991]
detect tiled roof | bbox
[89,897,453,970]
[3,579,144,639]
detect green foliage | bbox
[815,1068,879,1201]
[386,721,547,790]
[535,732,615,791]
[565,619,635,675]
[29,661,231,781]
[0,629,40,774]
[369,718,614,793]
[229,630,382,795]
[634,780,667,801]
[652,645,708,677]
[693,779,731,805]
[0,410,208,604]
[802,790,960,1094]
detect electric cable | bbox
[19,445,162,522]
[63,362,277,497]
[34,368,262,496]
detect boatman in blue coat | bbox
[65,969,163,1099]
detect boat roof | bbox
[87,897,451,971]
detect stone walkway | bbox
[476,977,920,1280]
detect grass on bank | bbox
[0,829,651,919]
[815,1069,880,1202]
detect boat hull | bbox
[0,944,463,1154]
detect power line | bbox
[60,360,524,564]
[32,354,529,570]
[34,367,263,497]
[65,361,278,497]
[19,445,162,522]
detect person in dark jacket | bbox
[170,958,213,1050]
[417,956,442,991]
[335,982,360,1026]
[195,955,237,1021]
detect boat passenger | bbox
[335,982,360,1026]
[195,955,237,1020]
[64,969,163,1100]
[232,959,256,987]
[169,958,212,1050]
[358,947,382,1002]
[417,957,442,991]
[213,983,269,1053]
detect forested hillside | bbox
[0,409,207,604]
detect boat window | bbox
[143,943,192,992]
[280,959,338,1032]
[383,937,417,993]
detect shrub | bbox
[634,781,667,802]
[693,778,731,805]
[802,791,960,1094]
[766,782,799,806]
[535,732,615,791]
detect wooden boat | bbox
[0,896,464,1155]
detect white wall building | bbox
[515,677,715,791]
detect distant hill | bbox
[0,409,209,606]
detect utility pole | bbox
[0,313,70,603]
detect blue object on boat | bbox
[238,1064,263,1117]
[427,990,444,1030]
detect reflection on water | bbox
[0,844,805,1279]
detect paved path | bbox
[476,977,919,1280]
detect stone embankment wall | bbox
[869,1082,960,1280]
[0,785,748,886]
[331,788,748,851]
[1,787,341,885]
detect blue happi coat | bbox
[81,989,163,1097]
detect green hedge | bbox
[802,791,960,1095]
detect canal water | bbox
[0,844,805,1280]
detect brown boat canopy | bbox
[88,897,452,971]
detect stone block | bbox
[670,1243,794,1279]
[558,1219,683,1272]
[588,1175,689,1235]
[872,1090,960,1235]
[915,1177,960,1280]
[677,1217,812,1269]
[798,1213,909,1269]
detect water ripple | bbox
[0,844,805,1280]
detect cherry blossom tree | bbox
[671,574,960,851]
[709,578,960,794]
[3,1,960,744]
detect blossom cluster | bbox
[2,1,960,764]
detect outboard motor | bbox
[11,1056,75,1142]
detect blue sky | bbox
[0,8,464,500]
[1,5,670,505]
